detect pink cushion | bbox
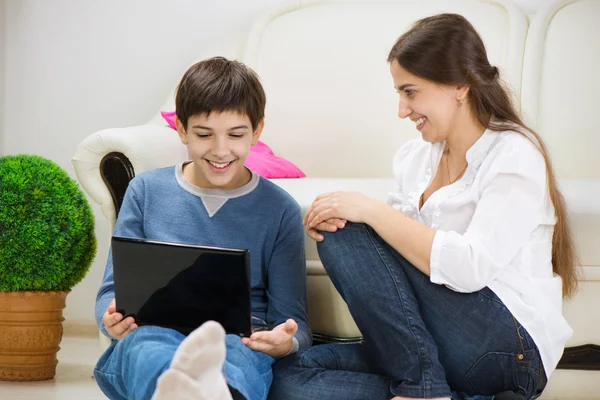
[161,111,178,130]
[160,111,305,179]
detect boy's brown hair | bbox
[175,57,266,130]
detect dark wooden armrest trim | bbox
[100,152,135,214]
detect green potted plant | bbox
[0,154,97,381]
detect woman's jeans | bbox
[94,325,275,400]
[270,223,545,400]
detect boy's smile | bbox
[206,160,235,171]
[176,111,263,190]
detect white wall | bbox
[0,0,551,329]
[0,0,5,156]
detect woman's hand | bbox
[241,319,298,358]
[303,192,375,231]
[306,218,346,242]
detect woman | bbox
[269,13,577,400]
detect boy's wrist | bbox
[277,336,299,358]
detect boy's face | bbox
[177,111,263,190]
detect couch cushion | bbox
[559,179,600,269]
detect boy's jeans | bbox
[269,223,545,400]
[94,325,275,400]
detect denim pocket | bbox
[515,357,536,395]
[465,349,536,396]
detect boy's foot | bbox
[171,320,227,379]
[162,320,233,400]
[152,369,207,400]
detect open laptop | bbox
[111,236,252,337]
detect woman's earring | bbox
[458,99,464,106]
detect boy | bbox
[93,57,311,400]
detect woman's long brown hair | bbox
[388,13,579,297]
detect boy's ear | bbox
[251,119,264,145]
[176,116,189,145]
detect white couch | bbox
[72,0,600,398]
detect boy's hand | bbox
[305,218,346,242]
[102,298,138,340]
[241,319,298,358]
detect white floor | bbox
[0,334,106,400]
[0,333,599,399]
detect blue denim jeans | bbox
[94,325,275,400]
[270,223,545,400]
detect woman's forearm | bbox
[363,200,436,276]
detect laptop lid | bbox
[111,236,252,337]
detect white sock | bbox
[168,320,232,400]
[152,369,207,400]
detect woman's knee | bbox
[317,222,370,262]
[318,222,368,244]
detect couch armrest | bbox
[72,124,188,225]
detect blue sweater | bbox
[95,163,311,352]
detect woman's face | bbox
[389,60,467,143]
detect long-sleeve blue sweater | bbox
[95,163,311,352]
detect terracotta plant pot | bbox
[0,291,69,381]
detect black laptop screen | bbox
[111,236,252,337]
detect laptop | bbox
[111,236,252,337]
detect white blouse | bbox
[387,129,572,378]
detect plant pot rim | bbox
[0,290,71,296]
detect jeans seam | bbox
[512,316,541,380]
[389,384,452,399]
[299,348,313,368]
[512,315,526,354]
[477,290,506,307]
[94,368,120,377]
[363,225,432,395]
[528,364,540,377]
[94,369,128,400]
[516,354,540,378]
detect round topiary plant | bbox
[0,154,97,292]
